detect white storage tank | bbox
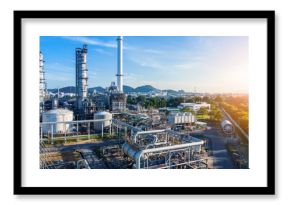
[42,109,73,134]
[221,120,234,134]
[94,111,112,131]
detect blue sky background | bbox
[40,36,248,93]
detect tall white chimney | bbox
[116,36,123,93]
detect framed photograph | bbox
[14,10,275,195]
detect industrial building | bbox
[159,107,180,113]
[178,102,211,112]
[108,36,127,112]
[110,93,127,111]
[167,112,196,125]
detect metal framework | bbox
[39,142,57,169]
[114,119,208,169]
[40,118,113,144]
[39,118,208,169]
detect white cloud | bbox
[63,36,116,48]
[143,49,164,54]
[128,56,165,70]
[94,48,112,56]
[173,61,204,71]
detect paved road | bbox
[78,148,107,169]
[204,127,235,169]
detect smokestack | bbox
[116,36,123,93]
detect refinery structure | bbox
[39,36,248,169]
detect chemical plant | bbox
[39,36,249,169]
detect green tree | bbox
[182,107,195,115]
[214,110,223,121]
[202,96,211,103]
[215,95,223,103]
[127,95,137,104]
[198,107,209,116]
[194,96,202,103]
[136,95,146,106]
[167,97,184,107]
[185,98,194,103]
[159,98,167,108]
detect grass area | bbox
[196,114,210,120]
[240,144,249,160]
[42,133,119,146]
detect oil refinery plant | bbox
[39,36,248,169]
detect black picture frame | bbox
[14,10,275,195]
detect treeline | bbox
[127,95,213,109]
[181,105,222,122]
[127,95,167,108]
[127,95,223,122]
[221,96,249,134]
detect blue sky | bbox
[40,36,248,93]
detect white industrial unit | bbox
[94,111,112,130]
[179,102,211,112]
[42,109,74,133]
[221,120,234,134]
[167,112,196,125]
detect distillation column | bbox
[39,52,47,113]
[75,45,88,111]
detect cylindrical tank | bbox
[93,111,112,130]
[122,142,140,160]
[221,120,234,134]
[42,109,73,133]
[52,98,58,109]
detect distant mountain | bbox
[88,86,105,93]
[48,85,175,94]
[48,86,75,93]
[135,85,160,93]
[123,85,135,93]
[163,89,179,94]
